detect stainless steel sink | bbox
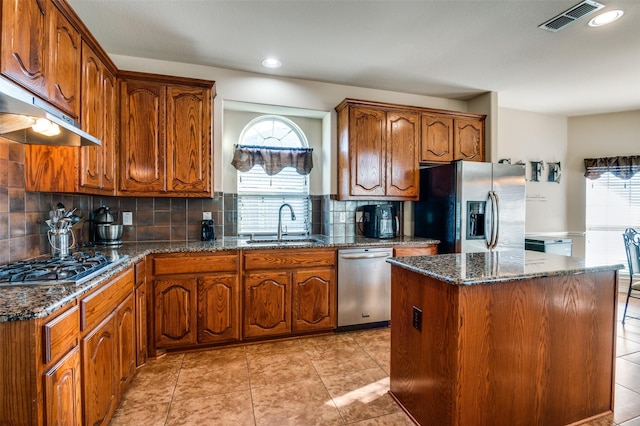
[243,236,325,246]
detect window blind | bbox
[586,170,640,271]
[238,167,310,236]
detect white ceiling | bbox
[68,0,640,117]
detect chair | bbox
[622,228,640,324]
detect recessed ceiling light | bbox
[261,58,281,68]
[589,9,624,26]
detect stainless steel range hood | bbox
[0,77,101,146]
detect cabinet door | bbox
[154,278,197,348]
[101,69,117,191]
[119,79,166,193]
[0,0,48,97]
[82,315,117,426]
[80,42,103,190]
[197,274,240,344]
[135,281,147,367]
[454,118,485,162]
[80,45,116,194]
[44,346,82,426]
[243,272,291,338]
[386,111,419,199]
[116,294,136,396]
[420,114,454,163]
[47,4,80,118]
[292,268,336,332]
[166,85,212,196]
[25,145,78,192]
[349,106,387,197]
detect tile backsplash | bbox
[0,138,402,263]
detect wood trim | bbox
[335,98,486,121]
[117,70,217,94]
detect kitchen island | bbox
[387,250,623,426]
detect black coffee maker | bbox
[362,204,398,239]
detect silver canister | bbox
[48,230,75,257]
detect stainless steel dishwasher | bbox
[337,247,393,330]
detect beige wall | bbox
[497,108,568,234]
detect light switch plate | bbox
[339,212,346,223]
[122,211,133,226]
[203,211,212,220]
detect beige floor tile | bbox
[165,389,255,426]
[248,350,318,387]
[117,368,179,408]
[109,402,170,426]
[321,367,399,423]
[244,338,305,355]
[306,340,378,376]
[181,345,246,368]
[349,327,391,347]
[346,411,415,426]
[299,332,356,349]
[614,384,640,424]
[252,376,344,426]
[173,354,250,400]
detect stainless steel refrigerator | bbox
[414,160,525,253]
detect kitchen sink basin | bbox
[243,236,326,246]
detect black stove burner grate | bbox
[0,252,112,284]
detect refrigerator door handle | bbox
[485,193,493,249]
[492,191,500,250]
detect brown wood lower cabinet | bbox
[80,269,135,426]
[151,252,240,354]
[44,346,82,426]
[243,249,336,339]
[0,265,138,426]
[82,313,118,426]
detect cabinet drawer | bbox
[153,253,238,275]
[393,245,437,257]
[81,269,134,331]
[244,249,335,271]
[43,306,79,365]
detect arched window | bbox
[236,115,310,236]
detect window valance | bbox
[584,155,640,180]
[231,145,313,176]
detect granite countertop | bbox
[388,250,625,285]
[0,235,438,322]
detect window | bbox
[586,172,640,270]
[237,115,310,236]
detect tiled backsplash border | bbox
[0,139,402,263]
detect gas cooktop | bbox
[0,251,127,286]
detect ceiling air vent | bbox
[539,0,605,32]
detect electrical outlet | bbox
[339,212,346,223]
[202,211,212,220]
[412,306,422,331]
[122,212,133,226]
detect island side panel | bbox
[456,271,617,426]
[390,265,460,425]
[390,266,617,426]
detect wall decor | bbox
[547,161,561,183]
[530,161,544,182]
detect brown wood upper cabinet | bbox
[336,99,419,200]
[80,41,116,194]
[1,0,81,119]
[118,71,215,197]
[420,113,485,163]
